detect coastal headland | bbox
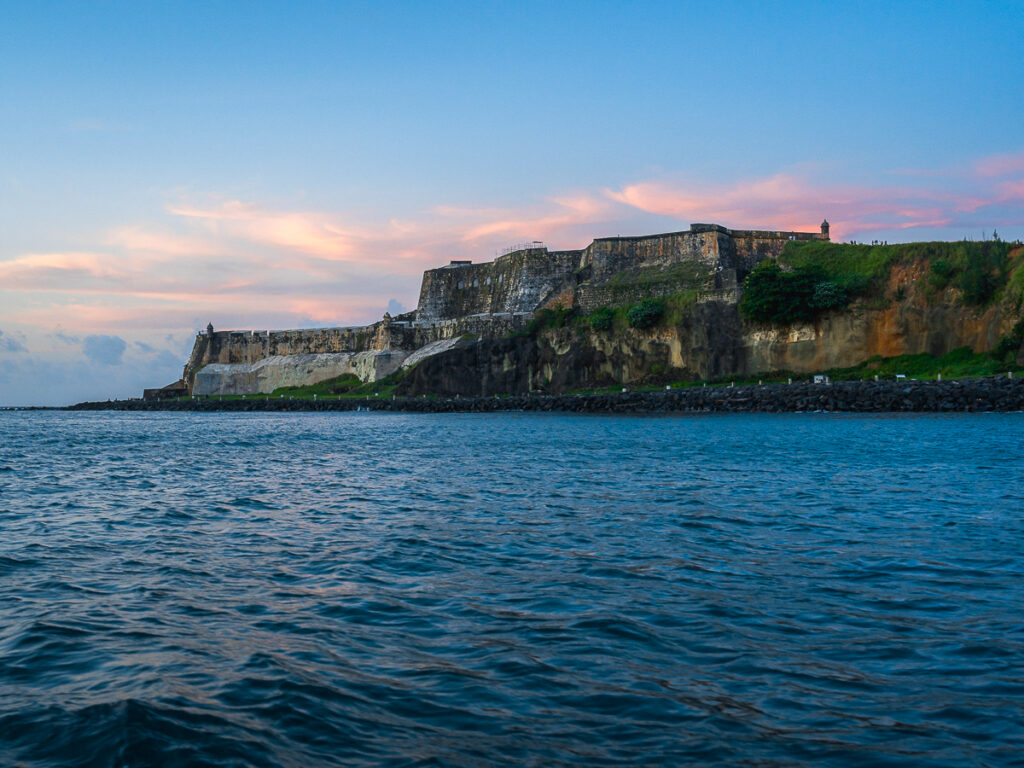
[134,221,1024,405]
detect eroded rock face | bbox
[744,288,1013,374]
[395,296,1021,397]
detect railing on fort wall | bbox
[496,241,546,257]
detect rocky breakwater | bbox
[70,376,1024,414]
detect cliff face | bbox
[397,278,1022,397]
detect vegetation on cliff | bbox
[738,261,848,324]
[267,370,410,400]
[530,292,696,337]
[740,239,1024,324]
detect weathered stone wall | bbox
[579,230,721,283]
[182,313,539,392]
[395,284,1021,397]
[184,324,391,390]
[192,351,409,396]
[416,248,581,320]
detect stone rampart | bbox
[416,248,581,320]
[191,351,408,396]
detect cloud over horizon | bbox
[82,334,127,366]
[0,330,29,355]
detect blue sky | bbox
[2,0,1023,405]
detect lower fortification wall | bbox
[192,350,410,396]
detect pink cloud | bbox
[169,201,363,261]
[454,193,616,243]
[607,175,831,234]
[4,147,1024,344]
[106,226,222,256]
[606,155,1024,241]
[974,152,1024,178]
[997,178,1024,202]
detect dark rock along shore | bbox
[69,377,1024,413]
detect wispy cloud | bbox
[606,154,1024,241]
[0,330,28,354]
[2,149,1022,344]
[82,334,127,366]
[974,151,1024,179]
[168,201,364,261]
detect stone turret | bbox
[820,219,830,240]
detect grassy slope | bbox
[780,239,1024,306]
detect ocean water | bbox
[1,411,1022,767]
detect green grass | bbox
[251,369,413,400]
[578,290,702,335]
[822,347,1023,381]
[1005,252,1024,308]
[527,307,576,334]
[741,240,1023,325]
[780,240,901,296]
[606,260,709,289]
[564,344,1024,395]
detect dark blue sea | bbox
[1,411,1022,767]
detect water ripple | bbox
[1,411,1022,766]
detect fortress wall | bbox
[200,327,369,366]
[184,325,381,389]
[408,312,534,341]
[191,350,409,396]
[574,281,714,312]
[183,314,534,391]
[580,231,721,283]
[729,232,820,276]
[416,248,580,320]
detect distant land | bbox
[122,221,1024,407]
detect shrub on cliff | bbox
[810,281,848,310]
[739,261,819,324]
[781,240,897,297]
[627,298,664,329]
[589,307,616,331]
[528,307,575,335]
[924,242,1012,305]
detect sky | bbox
[1,0,1023,405]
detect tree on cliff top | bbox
[739,262,816,324]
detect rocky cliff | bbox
[396,243,1024,396]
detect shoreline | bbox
[62,377,1024,414]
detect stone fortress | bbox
[179,222,830,397]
